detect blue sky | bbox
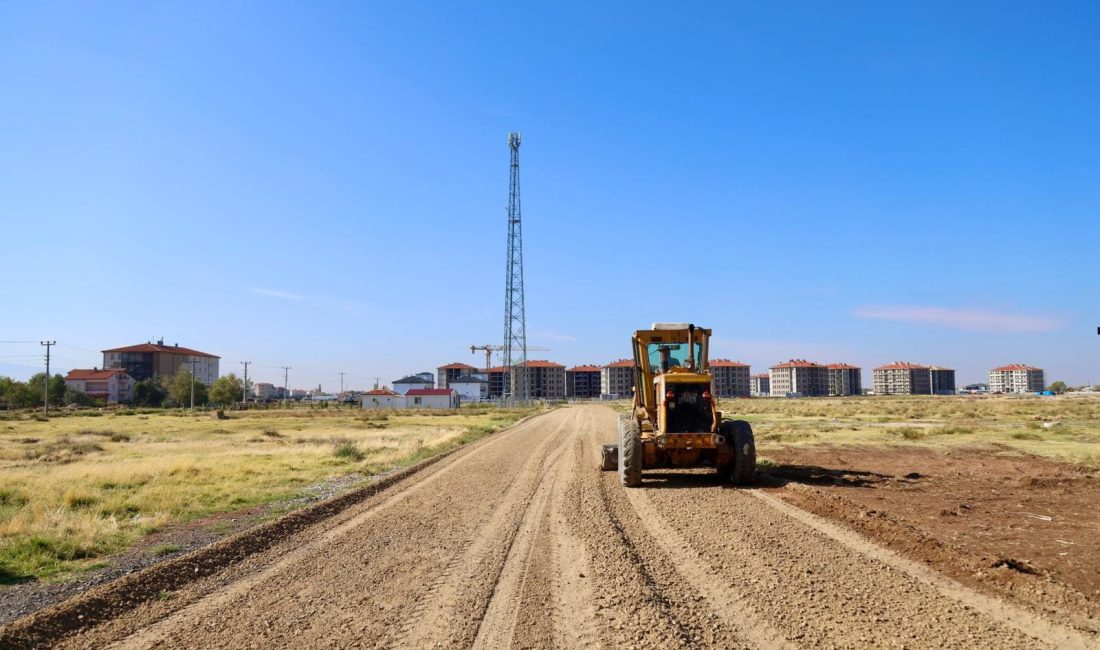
[1,1,1098,389]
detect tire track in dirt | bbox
[749,489,1098,650]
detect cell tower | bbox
[503,132,527,402]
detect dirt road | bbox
[3,405,1095,649]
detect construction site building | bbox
[437,362,477,389]
[515,360,566,400]
[566,365,602,399]
[826,363,863,396]
[873,362,932,395]
[750,373,770,397]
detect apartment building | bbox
[873,362,932,395]
[566,365,602,399]
[601,359,636,398]
[437,362,477,389]
[826,363,862,396]
[709,359,750,397]
[989,364,1045,394]
[515,360,566,399]
[750,374,770,397]
[102,340,220,386]
[929,366,957,395]
[769,360,829,397]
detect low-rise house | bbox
[406,388,459,409]
[64,368,134,404]
[361,388,406,409]
[394,375,434,394]
[450,375,489,402]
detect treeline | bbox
[0,370,247,409]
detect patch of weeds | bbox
[333,442,365,461]
[262,427,284,438]
[156,589,174,600]
[31,414,48,422]
[62,490,98,509]
[110,432,131,442]
[151,543,182,556]
[887,427,926,440]
[0,488,28,507]
[928,426,974,436]
[1011,432,1042,440]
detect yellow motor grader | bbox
[601,323,756,487]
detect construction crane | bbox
[470,344,549,374]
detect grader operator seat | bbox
[600,323,756,487]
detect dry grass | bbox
[0,405,539,583]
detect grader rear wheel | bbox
[618,414,642,487]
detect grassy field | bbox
[0,404,539,584]
[729,394,1100,465]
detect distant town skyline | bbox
[2,2,1097,388]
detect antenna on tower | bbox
[503,132,528,404]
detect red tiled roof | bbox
[364,388,400,396]
[406,388,455,396]
[102,343,218,358]
[751,373,769,379]
[992,364,1043,372]
[710,359,749,367]
[521,360,565,368]
[605,359,635,368]
[438,362,477,370]
[826,363,861,370]
[875,361,928,370]
[65,368,129,380]
[486,366,510,373]
[770,359,823,369]
[567,365,602,372]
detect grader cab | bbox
[601,323,756,487]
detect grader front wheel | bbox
[618,414,643,487]
[717,420,757,486]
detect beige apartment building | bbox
[102,340,219,387]
[989,364,1045,394]
[873,362,932,395]
[826,363,863,396]
[565,365,602,399]
[709,359,750,397]
[750,373,770,397]
[437,362,477,389]
[769,360,829,397]
[601,359,635,398]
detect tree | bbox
[1048,380,1068,395]
[63,386,95,407]
[209,374,243,406]
[167,369,207,407]
[25,373,65,407]
[132,378,167,407]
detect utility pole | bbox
[503,132,528,404]
[40,341,55,415]
[282,366,291,407]
[338,372,346,408]
[188,357,199,410]
[239,361,251,406]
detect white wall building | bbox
[64,368,134,404]
[361,388,407,409]
[394,375,434,394]
[406,388,459,409]
[450,375,488,402]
